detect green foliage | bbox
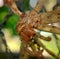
[22,0,30,11]
[0,6,19,35]
[0,6,8,22]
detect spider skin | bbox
[4,0,49,42]
[4,0,13,6]
[4,0,43,42]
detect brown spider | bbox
[4,0,60,59]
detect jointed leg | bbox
[41,7,60,24]
[37,24,60,34]
[32,0,47,13]
[4,0,23,17]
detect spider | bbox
[4,0,60,59]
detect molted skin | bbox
[16,11,42,42]
[4,0,23,16]
[4,0,14,6]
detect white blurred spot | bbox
[42,50,52,57]
[44,0,57,11]
[29,0,57,11]
[53,23,60,28]
[0,0,4,7]
[29,0,38,8]
[2,29,21,53]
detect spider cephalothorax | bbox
[16,11,42,41]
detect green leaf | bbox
[0,6,19,35]
[22,0,30,11]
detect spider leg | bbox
[4,0,24,17]
[27,35,45,59]
[26,41,44,59]
[37,24,60,34]
[35,37,60,59]
[41,7,60,24]
[32,0,47,13]
[19,40,30,59]
[35,32,51,41]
